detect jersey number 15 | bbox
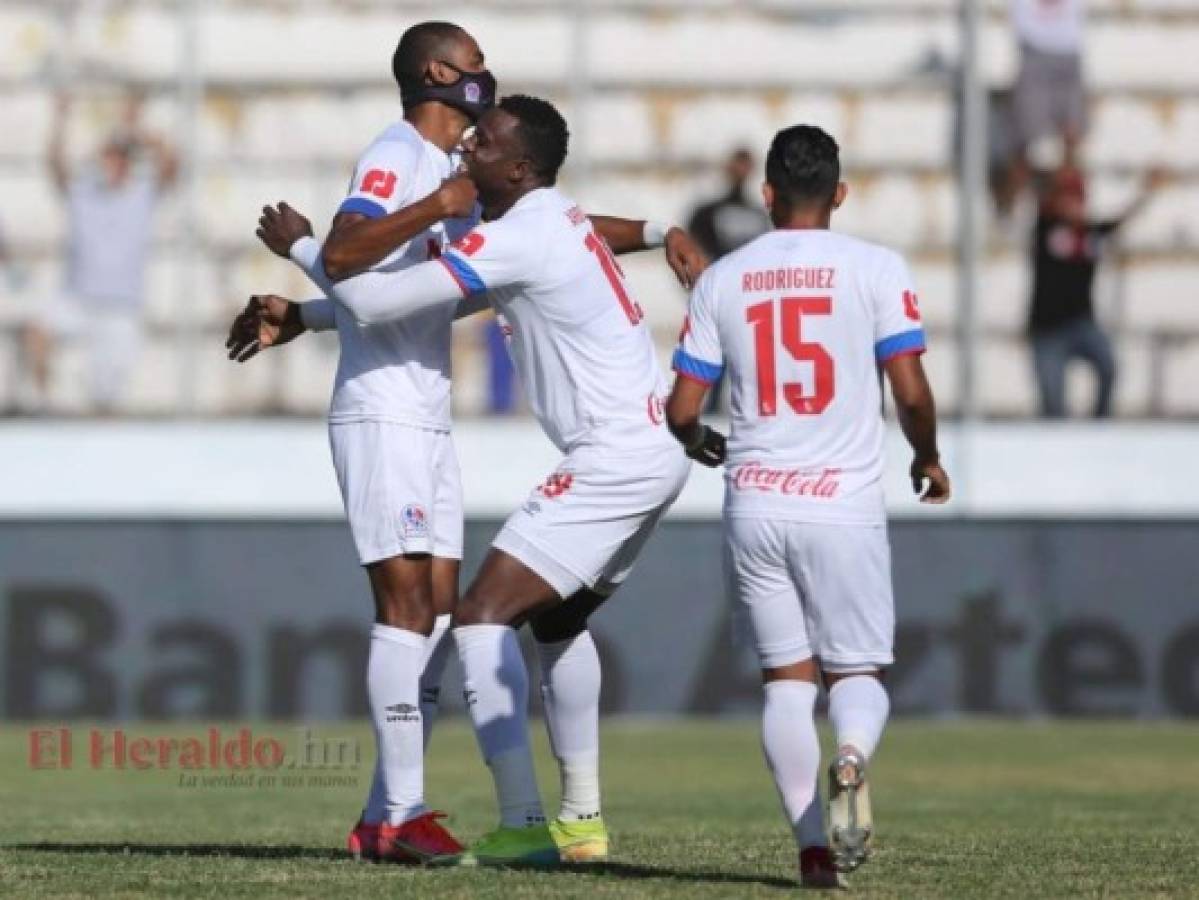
[746,297,834,416]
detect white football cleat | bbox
[827,746,873,873]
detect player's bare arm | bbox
[590,215,709,289]
[320,175,478,280]
[665,376,727,467]
[882,353,950,504]
[225,294,305,362]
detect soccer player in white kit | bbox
[665,125,951,888]
[274,95,702,866]
[226,22,493,864]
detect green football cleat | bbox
[549,816,610,863]
[461,823,561,868]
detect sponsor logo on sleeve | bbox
[360,169,398,199]
[903,290,921,322]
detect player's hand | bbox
[911,457,951,504]
[256,203,313,258]
[685,425,727,468]
[225,294,304,362]
[664,227,709,290]
[435,174,479,219]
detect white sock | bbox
[363,615,454,823]
[536,631,602,821]
[420,614,454,750]
[828,675,890,761]
[367,623,428,826]
[761,680,822,849]
[455,624,545,827]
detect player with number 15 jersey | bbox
[675,202,926,527]
[666,125,949,887]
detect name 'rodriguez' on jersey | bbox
[673,228,927,525]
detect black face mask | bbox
[401,61,497,122]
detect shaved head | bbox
[392,21,468,88]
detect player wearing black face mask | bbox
[314,22,495,283]
[242,21,497,864]
[398,58,497,123]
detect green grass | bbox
[2,719,1198,898]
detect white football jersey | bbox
[327,120,477,429]
[439,187,673,454]
[675,229,926,524]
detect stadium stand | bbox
[0,0,1197,418]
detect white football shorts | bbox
[493,443,691,599]
[328,421,463,565]
[724,517,895,672]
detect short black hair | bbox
[392,21,466,89]
[498,95,569,185]
[765,125,841,208]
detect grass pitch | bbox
[1,719,1197,898]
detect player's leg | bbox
[727,516,837,888]
[421,433,465,749]
[824,666,889,874]
[530,591,609,862]
[331,422,461,864]
[455,447,689,866]
[529,454,690,862]
[422,557,458,747]
[801,522,895,873]
[355,555,458,862]
[452,547,566,866]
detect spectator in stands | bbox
[686,147,771,411]
[1028,163,1165,418]
[20,94,176,413]
[1002,0,1086,214]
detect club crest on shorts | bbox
[401,503,428,536]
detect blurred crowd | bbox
[0,0,1178,421]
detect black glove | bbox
[685,425,727,467]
